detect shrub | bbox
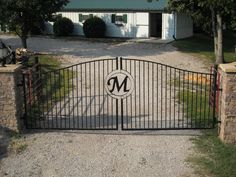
[30,22,45,35]
[53,17,74,36]
[83,17,106,38]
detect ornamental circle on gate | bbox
[105,70,134,99]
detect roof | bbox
[63,0,167,12]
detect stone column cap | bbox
[0,64,23,73]
[219,62,236,73]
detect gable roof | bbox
[63,0,167,12]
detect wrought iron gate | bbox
[23,57,218,130]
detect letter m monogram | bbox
[107,76,130,93]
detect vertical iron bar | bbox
[134,61,137,129]
[85,64,88,129]
[200,73,203,128]
[72,67,75,129]
[148,62,150,128]
[107,60,109,129]
[195,73,199,128]
[157,64,159,128]
[23,74,28,128]
[94,62,96,129]
[116,57,119,130]
[169,67,172,128]
[208,74,213,128]
[187,71,190,128]
[182,71,185,128]
[161,65,163,128]
[130,60,133,129]
[178,70,180,128]
[165,65,167,128]
[191,72,194,128]
[89,62,92,128]
[213,69,217,128]
[103,60,105,129]
[67,69,71,129]
[63,69,66,129]
[139,61,141,129]
[76,65,79,129]
[98,61,101,129]
[49,72,53,129]
[152,63,154,128]
[143,61,145,129]
[204,74,208,128]
[120,57,124,130]
[81,65,84,129]
[54,71,58,128]
[174,68,176,128]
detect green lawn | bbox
[178,90,214,128]
[177,77,236,177]
[26,55,74,121]
[173,32,236,63]
[189,130,236,177]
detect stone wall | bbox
[0,65,24,132]
[219,63,236,144]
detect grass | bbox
[189,130,236,177]
[177,83,236,177]
[173,31,236,63]
[178,89,213,128]
[8,132,28,154]
[26,55,74,120]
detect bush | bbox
[53,17,74,36]
[30,22,45,35]
[83,17,106,38]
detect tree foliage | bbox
[53,17,74,36]
[168,0,236,32]
[83,17,106,38]
[168,0,236,64]
[0,0,69,48]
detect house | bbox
[45,0,193,40]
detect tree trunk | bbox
[215,14,224,64]
[211,7,218,59]
[20,35,27,49]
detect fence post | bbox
[0,65,24,132]
[218,62,236,144]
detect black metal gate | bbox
[23,57,218,130]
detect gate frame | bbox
[22,57,219,131]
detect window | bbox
[79,14,93,22]
[111,14,128,25]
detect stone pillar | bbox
[219,62,236,144]
[0,65,24,132]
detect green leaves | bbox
[167,0,236,32]
[0,0,69,47]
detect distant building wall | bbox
[44,12,193,40]
[162,13,175,40]
[175,14,193,39]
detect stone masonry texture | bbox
[219,64,236,144]
[0,65,24,132]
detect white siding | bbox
[162,13,175,40]
[175,14,193,39]
[135,13,149,38]
[102,12,135,38]
[44,12,193,39]
[45,12,150,38]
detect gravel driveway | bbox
[0,35,206,177]
[0,131,198,177]
[0,35,208,72]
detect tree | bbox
[0,0,69,48]
[168,0,236,64]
